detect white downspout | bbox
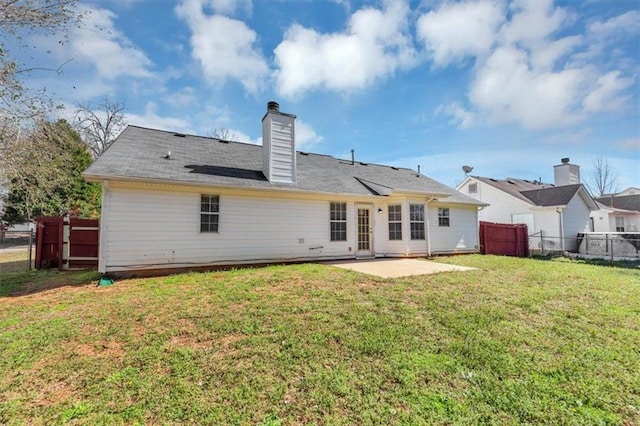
[556,207,565,252]
[425,197,436,257]
[98,180,110,273]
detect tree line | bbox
[0,1,125,226]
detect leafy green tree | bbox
[2,119,100,224]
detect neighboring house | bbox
[83,102,486,274]
[456,158,598,252]
[591,188,640,232]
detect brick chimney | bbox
[553,157,580,186]
[262,101,297,184]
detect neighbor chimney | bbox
[553,157,580,186]
[262,101,297,184]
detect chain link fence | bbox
[528,231,640,260]
[0,230,34,273]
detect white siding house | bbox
[456,158,597,252]
[591,189,640,232]
[85,102,485,274]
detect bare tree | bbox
[586,156,619,196]
[209,127,240,142]
[74,98,127,158]
[0,0,81,123]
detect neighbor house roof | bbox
[520,184,584,207]
[470,176,554,204]
[595,194,640,212]
[84,126,484,206]
[470,175,596,209]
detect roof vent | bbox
[267,101,280,112]
[561,157,570,164]
[299,152,309,156]
[391,166,399,170]
[173,133,186,138]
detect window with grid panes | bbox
[409,204,425,240]
[330,202,347,241]
[200,195,219,232]
[438,208,450,227]
[388,205,402,240]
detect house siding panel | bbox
[562,194,592,251]
[462,178,532,224]
[532,210,561,251]
[428,203,479,253]
[103,187,355,272]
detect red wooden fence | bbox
[35,217,99,270]
[35,217,64,269]
[479,221,529,257]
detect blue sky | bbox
[20,0,639,190]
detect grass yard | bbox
[0,255,638,425]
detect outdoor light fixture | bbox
[378,208,383,214]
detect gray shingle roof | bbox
[471,176,554,204]
[596,194,640,212]
[84,126,484,206]
[472,175,596,208]
[520,184,584,207]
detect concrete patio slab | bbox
[324,258,476,278]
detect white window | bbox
[330,202,347,241]
[410,204,425,240]
[468,183,477,194]
[388,205,402,240]
[438,208,450,227]
[200,195,219,233]
[615,216,625,232]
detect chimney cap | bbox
[267,101,280,112]
[561,157,570,164]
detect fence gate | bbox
[479,221,529,257]
[36,217,99,270]
[35,217,64,269]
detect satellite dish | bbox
[462,165,474,174]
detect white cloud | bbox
[468,46,585,129]
[163,87,199,108]
[436,102,475,128]
[296,120,324,149]
[125,102,192,133]
[175,0,268,93]
[615,137,640,152]
[583,71,634,113]
[418,0,636,130]
[588,10,640,39]
[210,0,253,17]
[70,5,153,80]
[417,0,504,67]
[273,1,416,98]
[499,0,570,47]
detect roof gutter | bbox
[392,189,450,198]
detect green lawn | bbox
[0,255,638,424]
